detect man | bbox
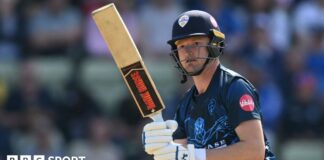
[142,10,276,160]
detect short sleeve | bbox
[225,78,261,129]
[172,104,187,140]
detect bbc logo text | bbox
[7,155,86,160]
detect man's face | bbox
[175,36,210,74]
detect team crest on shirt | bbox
[178,15,189,27]
[239,94,255,112]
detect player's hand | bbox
[153,143,200,160]
[142,120,178,154]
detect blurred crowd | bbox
[0,0,324,159]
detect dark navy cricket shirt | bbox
[173,65,276,159]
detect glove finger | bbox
[154,153,176,160]
[145,129,174,137]
[145,143,169,154]
[144,122,167,131]
[153,145,177,155]
[145,136,173,144]
[165,120,178,132]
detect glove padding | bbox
[142,120,178,154]
[153,143,196,160]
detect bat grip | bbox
[150,112,164,122]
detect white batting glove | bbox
[142,120,178,155]
[153,143,206,160]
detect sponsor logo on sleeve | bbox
[239,94,255,112]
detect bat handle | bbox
[150,112,164,122]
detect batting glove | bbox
[142,120,178,154]
[153,143,206,160]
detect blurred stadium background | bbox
[0,0,323,159]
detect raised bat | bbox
[92,3,164,122]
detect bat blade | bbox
[92,3,164,121]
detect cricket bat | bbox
[92,3,164,122]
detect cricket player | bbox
[142,10,276,160]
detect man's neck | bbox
[192,60,219,95]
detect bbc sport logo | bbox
[6,155,86,160]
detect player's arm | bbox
[206,119,265,160]
[204,78,266,160]
[173,99,189,146]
